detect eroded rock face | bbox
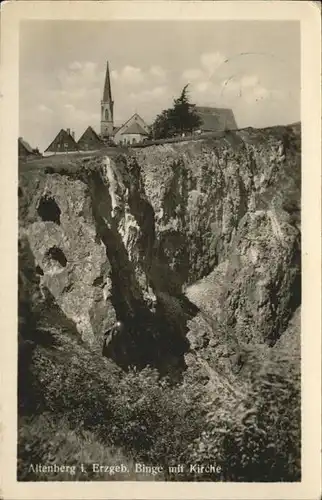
[19,123,301,371]
[19,155,190,372]
[19,173,115,345]
[134,124,301,347]
[220,208,300,345]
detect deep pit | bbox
[17,124,302,483]
[18,124,301,374]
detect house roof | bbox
[78,126,103,144]
[18,137,34,153]
[121,122,149,135]
[45,128,79,153]
[195,106,237,131]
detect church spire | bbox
[103,61,113,103]
[101,60,114,139]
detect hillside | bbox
[18,124,301,481]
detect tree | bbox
[170,84,202,135]
[152,109,176,140]
[152,85,202,139]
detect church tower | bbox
[100,61,114,139]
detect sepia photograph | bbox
[0,2,321,499]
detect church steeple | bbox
[101,61,114,139]
[103,61,113,103]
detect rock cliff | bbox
[19,123,301,378]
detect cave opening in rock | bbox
[35,265,44,276]
[103,273,196,379]
[37,196,61,225]
[45,246,67,268]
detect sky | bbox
[19,20,300,152]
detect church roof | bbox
[195,106,237,131]
[121,122,149,135]
[102,61,113,103]
[114,113,149,137]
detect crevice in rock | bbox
[125,157,188,294]
[163,158,189,223]
[237,176,249,223]
[62,282,74,293]
[37,196,61,225]
[92,276,104,287]
[87,163,196,376]
[267,246,301,346]
[45,246,67,268]
[35,265,44,276]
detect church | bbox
[44,60,237,154]
[99,60,237,143]
[44,61,150,154]
[100,61,150,145]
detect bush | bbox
[23,345,205,477]
[18,413,163,481]
[189,346,301,481]
[104,367,204,471]
[20,287,300,484]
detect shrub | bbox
[20,301,300,483]
[23,346,205,477]
[189,345,301,481]
[18,413,163,481]
[104,367,205,471]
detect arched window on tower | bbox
[105,109,109,121]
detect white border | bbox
[0,2,321,499]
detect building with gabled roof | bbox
[77,126,104,151]
[44,128,79,155]
[18,137,41,159]
[113,113,150,145]
[99,61,150,145]
[194,106,237,133]
[18,137,34,157]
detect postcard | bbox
[0,1,321,499]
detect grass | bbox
[19,146,128,173]
[18,413,165,481]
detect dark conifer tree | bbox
[152,84,202,139]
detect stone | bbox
[19,123,301,376]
